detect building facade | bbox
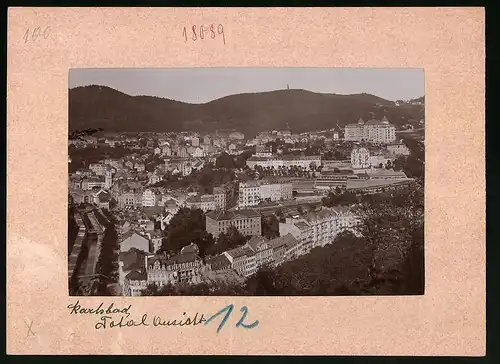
[246,155,321,170]
[123,270,148,296]
[344,117,396,144]
[205,210,262,237]
[142,189,156,207]
[387,143,411,156]
[239,181,293,207]
[146,251,204,286]
[279,207,358,251]
[351,147,371,169]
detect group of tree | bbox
[321,189,358,207]
[141,280,248,296]
[205,226,248,256]
[153,163,235,194]
[215,151,254,170]
[391,137,425,183]
[160,207,215,257]
[322,149,349,160]
[196,164,236,194]
[261,215,280,239]
[68,145,137,173]
[144,154,164,173]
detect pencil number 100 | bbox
[182,24,226,45]
[23,26,51,43]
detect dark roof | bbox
[119,248,146,271]
[206,254,231,270]
[206,209,261,221]
[246,236,269,251]
[148,252,202,267]
[120,230,149,243]
[225,246,255,259]
[143,206,164,217]
[98,191,111,202]
[180,243,199,254]
[125,270,147,281]
[269,233,298,249]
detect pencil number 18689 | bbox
[182,24,226,45]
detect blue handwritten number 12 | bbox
[205,304,259,333]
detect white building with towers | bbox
[344,116,396,144]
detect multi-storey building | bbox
[89,163,107,176]
[118,188,143,209]
[191,136,200,147]
[142,189,156,207]
[246,155,321,170]
[81,176,106,191]
[238,181,293,207]
[351,147,371,169]
[212,186,227,210]
[161,142,172,156]
[134,162,146,172]
[279,207,358,252]
[146,250,204,286]
[205,209,262,237]
[344,117,396,144]
[185,194,216,212]
[223,246,257,277]
[229,131,245,140]
[123,270,148,296]
[245,236,274,268]
[238,181,261,207]
[255,144,273,157]
[387,143,411,156]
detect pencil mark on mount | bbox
[67,68,425,298]
[23,26,51,43]
[182,24,226,44]
[24,319,35,338]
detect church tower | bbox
[104,169,113,190]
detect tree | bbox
[141,283,160,296]
[262,215,280,239]
[353,183,424,294]
[244,267,281,295]
[208,226,246,255]
[215,153,235,169]
[161,207,215,256]
[68,128,104,141]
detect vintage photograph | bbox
[68,68,425,297]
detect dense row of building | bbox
[119,204,359,296]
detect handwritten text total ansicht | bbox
[67,301,206,330]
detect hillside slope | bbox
[69,85,424,135]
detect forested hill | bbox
[69,85,425,135]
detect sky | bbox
[69,68,424,104]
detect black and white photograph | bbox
[68,68,425,297]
